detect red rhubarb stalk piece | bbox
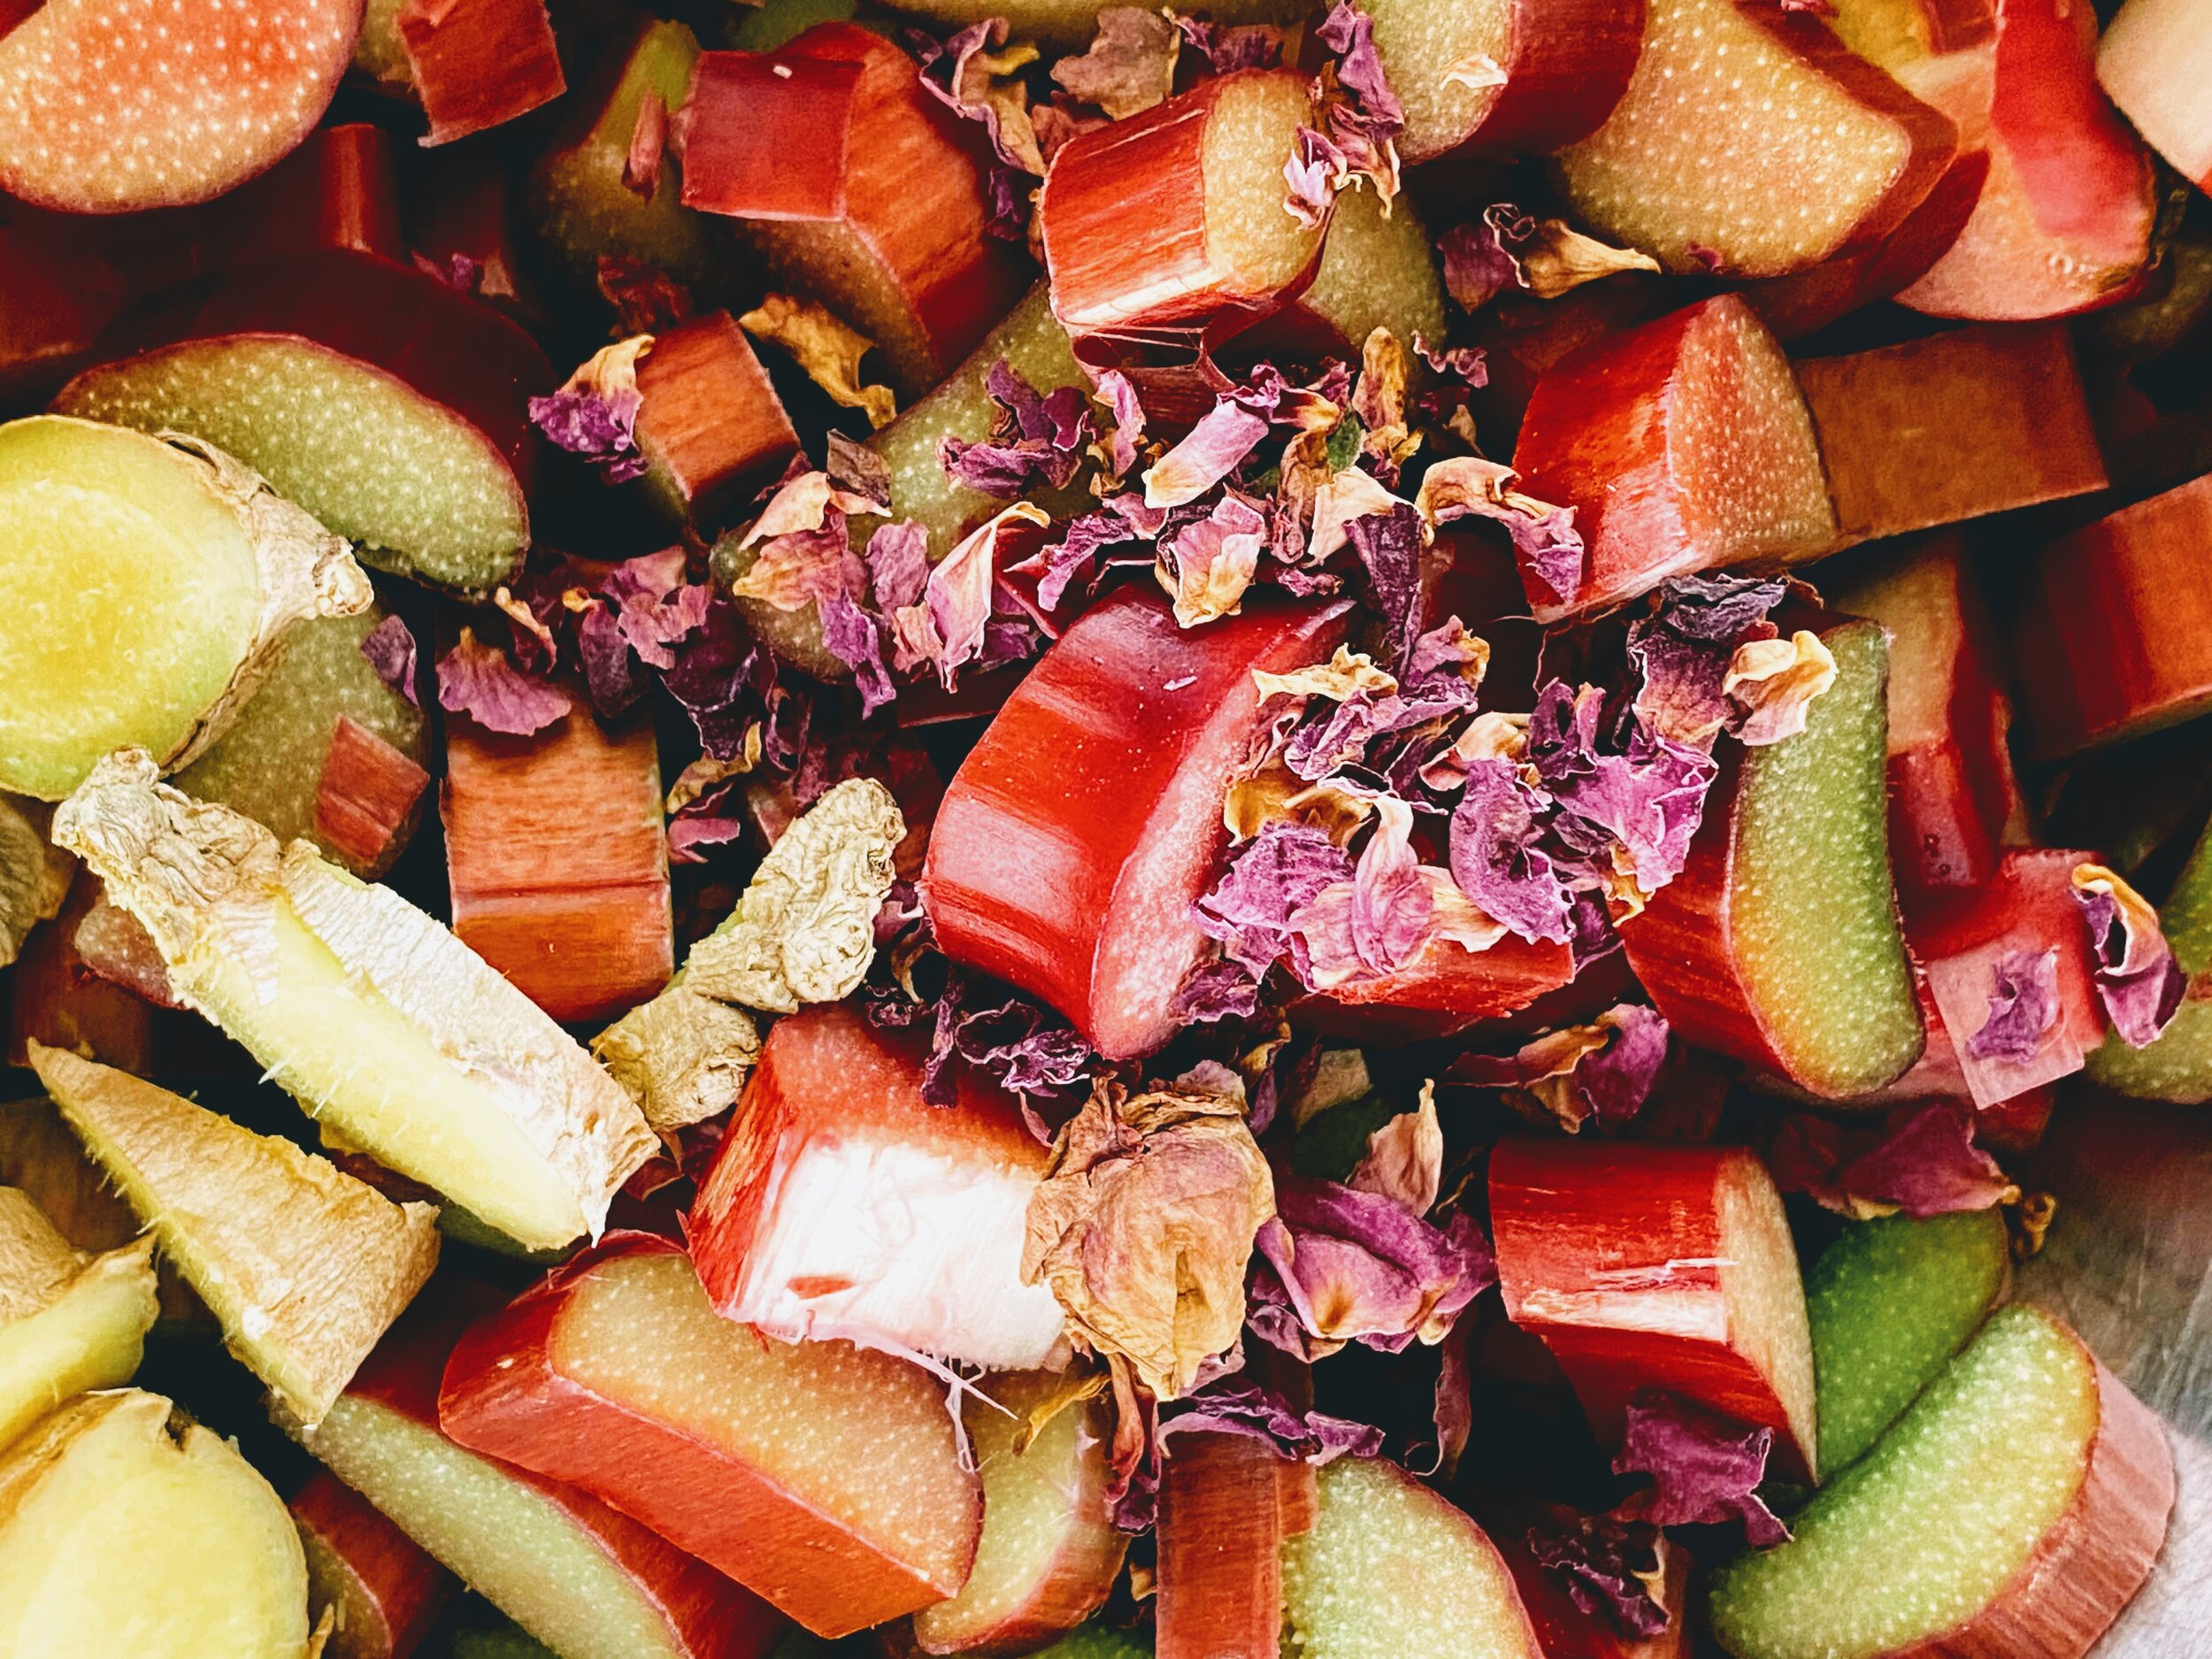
[1490,1137,1820,1482]
[439,1235,982,1638]
[316,718,433,881]
[0,216,129,403]
[633,313,802,528]
[1898,0,2156,320]
[0,0,358,211]
[925,588,1352,1059]
[2098,0,2212,193]
[442,706,673,1027]
[2015,474,2212,757]
[407,153,541,322]
[396,0,565,146]
[1156,1432,1290,1659]
[1794,324,2106,548]
[229,124,408,270]
[1289,933,1577,1043]
[687,1004,1066,1369]
[675,24,1032,396]
[293,1469,456,1659]
[5,878,156,1076]
[1467,277,1667,442]
[1509,296,1838,621]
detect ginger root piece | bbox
[29,1043,437,1427]
[0,794,69,968]
[50,751,657,1251]
[0,1388,315,1658]
[0,1187,156,1452]
[0,417,373,801]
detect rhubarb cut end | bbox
[1201,70,1325,301]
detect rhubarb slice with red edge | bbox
[632,312,802,528]
[397,0,565,146]
[293,1469,456,1659]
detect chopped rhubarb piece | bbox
[1622,619,1924,1099]
[633,313,802,527]
[52,753,657,1251]
[439,1236,979,1637]
[925,588,1351,1058]
[1490,1137,1820,1482]
[2089,813,2212,1102]
[1363,0,1642,162]
[0,0,355,211]
[0,1187,153,1452]
[527,19,718,290]
[1795,324,2107,548]
[1898,0,2155,320]
[1039,69,1323,399]
[678,24,1032,396]
[0,416,371,802]
[56,252,549,597]
[1468,277,1666,442]
[1509,296,1837,621]
[227,123,409,270]
[293,1470,456,1659]
[913,1371,1124,1653]
[1239,183,1448,364]
[5,877,155,1076]
[1806,1210,2009,1477]
[31,1043,440,1426]
[1555,0,1957,279]
[1707,1305,2171,1659]
[1282,1457,1543,1659]
[298,1294,786,1659]
[877,0,1297,49]
[442,707,674,1026]
[1290,933,1578,1043]
[2016,475,2212,757]
[167,606,429,879]
[2098,0,2212,192]
[1826,535,2023,892]
[688,1005,1065,1367]
[397,0,565,145]
[0,1389,312,1657]
[1156,1432,1288,1659]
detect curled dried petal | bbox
[741,295,897,429]
[1724,630,1837,747]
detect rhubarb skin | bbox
[293,1469,456,1659]
[397,0,565,145]
[678,25,1033,396]
[925,588,1351,1059]
[442,707,674,1027]
[1490,1136,1821,1483]
[1156,1432,1289,1659]
[1707,1305,2171,1659]
[2098,0,2212,192]
[317,718,434,881]
[1899,0,2155,321]
[1826,535,2024,894]
[438,1236,980,1638]
[301,1291,787,1659]
[2016,475,2212,758]
[1289,933,1578,1043]
[1622,620,1925,1100]
[1468,277,1668,442]
[0,1188,155,1453]
[687,1004,1065,1369]
[1793,324,2106,549]
[1509,296,1838,621]
[634,312,802,528]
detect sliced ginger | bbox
[0,1187,156,1452]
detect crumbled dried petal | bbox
[436,629,572,736]
[2072,863,2186,1048]
[1448,758,1571,945]
[1142,398,1272,509]
[917,17,1048,173]
[1513,219,1661,297]
[1251,1178,1494,1358]
[1964,947,2059,1065]
[1022,1071,1274,1400]
[865,518,931,611]
[894,502,1050,687]
[357,615,420,708]
[603,549,713,669]
[624,92,668,199]
[1770,1101,2017,1221]
[1171,12,1288,72]
[740,294,896,428]
[1156,493,1267,626]
[1347,1079,1441,1215]
[1724,630,1837,746]
[1052,6,1178,118]
[818,592,897,716]
[1528,1509,1676,1639]
[530,335,653,483]
[1195,820,1356,979]
[1253,647,1399,705]
[1415,456,1583,604]
[1615,1390,1789,1547]
[1307,465,1405,564]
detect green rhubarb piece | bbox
[1295,177,1448,350]
[448,1624,558,1659]
[1805,1210,2009,1476]
[2089,813,2212,1101]
[0,417,368,801]
[1026,1626,1154,1659]
[527,19,719,291]
[54,339,529,596]
[1706,1304,2112,1659]
[173,605,426,877]
[1284,1456,1540,1659]
[1732,620,1924,1097]
[353,0,412,90]
[727,0,862,50]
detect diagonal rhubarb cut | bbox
[925,588,1352,1058]
[687,1004,1065,1369]
[0,0,357,212]
[2098,0,2212,193]
[1804,1210,2009,1478]
[2088,813,2212,1102]
[1555,0,1956,280]
[396,0,564,147]
[1510,296,1837,621]
[296,1292,786,1659]
[1236,183,1448,365]
[1706,1304,2172,1659]
[29,1043,440,1427]
[1490,1137,1820,1483]
[292,1469,455,1659]
[0,1186,154,1453]
[634,312,801,528]
[1281,1456,1542,1659]
[438,1236,980,1638]
[1622,619,1923,1098]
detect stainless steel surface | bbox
[2017,1092,2212,1656]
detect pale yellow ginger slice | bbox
[0,1389,314,1659]
[29,1045,436,1427]
[50,751,657,1251]
[0,1187,156,1452]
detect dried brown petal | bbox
[741,294,897,428]
[1515,219,1662,299]
[1051,6,1178,119]
[1348,1079,1441,1214]
[1723,629,1836,746]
